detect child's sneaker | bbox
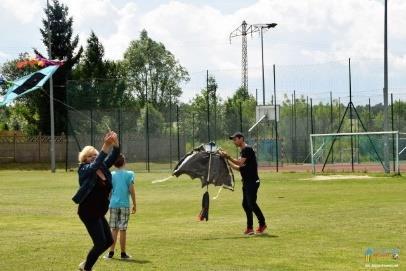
[243,228,255,235]
[103,251,114,260]
[121,252,132,260]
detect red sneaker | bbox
[244,228,255,235]
[256,225,267,234]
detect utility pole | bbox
[383,0,390,173]
[177,105,180,162]
[293,90,297,163]
[349,59,354,172]
[206,70,210,142]
[47,0,56,173]
[145,68,150,172]
[169,87,172,170]
[229,21,277,94]
[258,23,277,105]
[306,96,309,163]
[261,26,265,105]
[213,83,217,143]
[273,64,279,172]
[368,98,371,130]
[330,91,334,163]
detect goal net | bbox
[310,131,405,174]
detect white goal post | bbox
[310,131,404,174]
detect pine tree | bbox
[80,31,106,79]
[70,31,132,109]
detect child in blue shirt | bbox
[104,154,136,260]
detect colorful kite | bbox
[0,74,6,86]
[16,50,65,69]
[164,143,235,221]
[173,143,235,190]
[0,65,59,106]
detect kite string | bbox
[40,88,111,131]
[205,145,213,192]
[212,186,223,200]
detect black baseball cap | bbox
[229,132,244,140]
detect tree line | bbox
[0,0,405,164]
[0,0,189,135]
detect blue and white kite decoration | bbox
[0,65,59,106]
[0,74,7,86]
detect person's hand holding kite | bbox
[219,150,230,159]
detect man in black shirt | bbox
[220,132,267,235]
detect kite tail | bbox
[197,191,209,221]
[151,175,174,184]
[212,186,223,200]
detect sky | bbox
[1,0,406,105]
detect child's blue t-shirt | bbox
[109,170,135,208]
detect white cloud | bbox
[102,0,405,101]
[62,0,123,35]
[392,53,406,69]
[140,2,238,68]
[0,0,42,24]
[0,51,10,59]
[101,2,139,59]
[390,0,406,39]
[1,0,406,102]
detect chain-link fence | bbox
[45,60,406,173]
[61,62,406,174]
[65,77,264,171]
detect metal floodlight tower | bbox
[230,21,277,99]
[230,21,249,91]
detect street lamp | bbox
[253,23,277,105]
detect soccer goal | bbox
[310,131,405,174]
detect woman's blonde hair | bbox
[78,146,99,163]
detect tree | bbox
[138,104,165,136]
[39,0,83,135]
[1,53,39,80]
[123,30,189,107]
[181,76,223,143]
[224,87,255,136]
[73,31,106,80]
[69,31,133,109]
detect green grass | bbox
[0,170,405,270]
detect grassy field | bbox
[0,169,404,271]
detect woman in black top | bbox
[73,131,119,271]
